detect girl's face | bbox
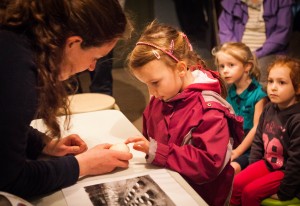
[133,59,183,101]
[267,66,297,110]
[217,52,250,84]
[59,37,118,81]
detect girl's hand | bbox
[270,194,279,200]
[43,134,88,156]
[125,136,149,154]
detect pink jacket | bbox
[143,69,243,206]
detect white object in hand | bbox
[109,143,130,152]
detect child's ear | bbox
[245,62,252,73]
[176,61,187,77]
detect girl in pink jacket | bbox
[125,21,243,206]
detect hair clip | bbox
[152,50,160,59]
[136,41,179,62]
[169,40,175,54]
[182,33,193,51]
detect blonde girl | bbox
[212,42,268,174]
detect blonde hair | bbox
[127,21,206,70]
[267,56,300,101]
[127,21,227,97]
[212,42,261,81]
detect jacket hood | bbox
[162,69,222,103]
[187,69,221,93]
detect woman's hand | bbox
[75,144,133,176]
[125,136,149,154]
[43,134,88,156]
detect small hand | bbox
[270,194,279,200]
[125,136,149,154]
[43,134,88,156]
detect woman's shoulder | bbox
[0,29,32,54]
[221,0,243,11]
[1,29,22,44]
[0,29,34,66]
[0,29,36,86]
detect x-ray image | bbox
[84,175,175,206]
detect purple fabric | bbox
[218,0,294,58]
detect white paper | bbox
[0,192,33,206]
[62,169,199,206]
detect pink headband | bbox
[136,41,179,62]
[136,33,193,63]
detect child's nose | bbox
[148,87,157,97]
[270,83,277,90]
[223,66,229,72]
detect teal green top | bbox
[227,78,267,132]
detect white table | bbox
[30,110,208,206]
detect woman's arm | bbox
[256,1,294,58]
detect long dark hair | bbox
[1,0,130,138]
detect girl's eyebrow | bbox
[269,77,288,81]
[148,78,159,84]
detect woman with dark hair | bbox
[0,0,132,199]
